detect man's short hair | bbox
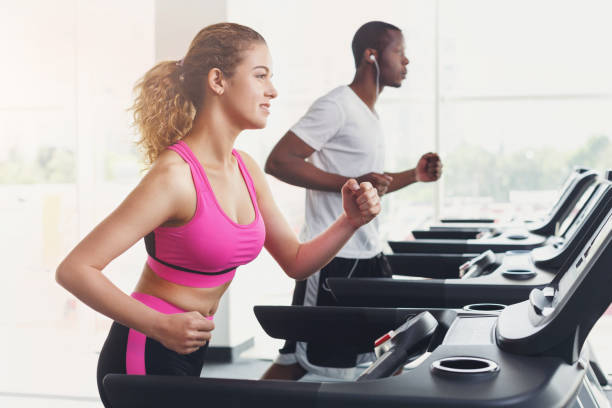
[352,21,401,68]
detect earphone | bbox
[370,54,380,97]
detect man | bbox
[262,21,442,380]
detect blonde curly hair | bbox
[131,23,265,165]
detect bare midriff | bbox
[133,262,232,317]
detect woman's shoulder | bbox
[235,149,267,188]
[235,149,261,174]
[141,149,193,195]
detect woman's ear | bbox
[207,68,225,96]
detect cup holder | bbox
[431,357,499,377]
[462,303,507,312]
[507,234,528,240]
[502,269,536,280]
[504,250,531,256]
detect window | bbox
[0,1,154,399]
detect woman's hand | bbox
[342,179,381,229]
[153,311,214,355]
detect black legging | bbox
[96,321,208,408]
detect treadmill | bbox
[430,165,597,234]
[385,172,606,280]
[103,210,612,407]
[328,173,612,309]
[389,167,598,253]
[329,176,612,389]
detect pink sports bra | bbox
[144,141,266,288]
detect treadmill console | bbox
[528,168,598,236]
[357,311,438,381]
[556,182,600,238]
[546,169,580,217]
[532,179,612,268]
[496,209,612,362]
[459,249,496,278]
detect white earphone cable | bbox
[372,56,380,97]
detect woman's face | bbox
[221,42,278,130]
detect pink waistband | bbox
[131,292,214,320]
[147,256,236,288]
[126,292,211,375]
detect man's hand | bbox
[356,172,394,196]
[415,153,442,182]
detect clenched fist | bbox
[356,172,394,196]
[415,152,442,182]
[341,179,381,229]
[154,311,214,355]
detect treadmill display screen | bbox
[556,210,611,305]
[558,183,600,238]
[547,172,577,216]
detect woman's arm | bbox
[240,151,380,280]
[56,155,213,354]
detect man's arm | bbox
[265,131,350,192]
[384,168,418,193]
[265,131,394,194]
[384,152,443,194]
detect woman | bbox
[55,23,381,407]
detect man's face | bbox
[379,30,409,88]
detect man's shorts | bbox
[274,253,392,379]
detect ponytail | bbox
[132,61,195,165]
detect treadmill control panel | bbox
[459,250,496,278]
[529,287,556,317]
[555,212,611,309]
[559,183,603,239]
[534,210,610,326]
[497,208,612,356]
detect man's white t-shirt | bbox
[291,85,385,259]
